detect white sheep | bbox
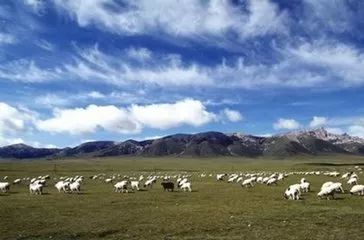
[55,181,70,193]
[178,178,188,188]
[350,185,364,196]
[13,179,21,184]
[341,172,351,179]
[347,178,358,186]
[284,186,301,200]
[241,178,255,188]
[29,183,43,195]
[114,180,129,193]
[0,182,10,193]
[131,181,140,191]
[317,186,336,200]
[266,178,278,185]
[329,182,344,193]
[216,174,226,181]
[180,182,192,192]
[105,178,113,183]
[69,182,81,193]
[321,181,334,190]
[228,175,238,183]
[300,178,310,192]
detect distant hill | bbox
[1,128,364,159]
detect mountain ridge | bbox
[1,128,364,159]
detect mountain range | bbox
[1,128,364,159]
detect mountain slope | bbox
[0,128,363,159]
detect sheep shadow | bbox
[67,192,90,195]
[137,189,148,192]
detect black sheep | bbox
[161,181,174,192]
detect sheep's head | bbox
[284,193,288,199]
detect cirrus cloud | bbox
[52,0,288,43]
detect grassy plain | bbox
[0,155,364,240]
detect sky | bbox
[1,0,364,148]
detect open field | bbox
[1,156,364,240]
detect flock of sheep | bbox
[215,167,364,200]
[0,173,193,195]
[0,166,363,201]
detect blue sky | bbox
[1,0,364,148]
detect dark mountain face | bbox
[55,141,116,157]
[0,144,61,159]
[1,128,364,159]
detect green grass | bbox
[1,156,364,240]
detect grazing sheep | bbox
[241,178,255,188]
[131,181,140,191]
[161,181,174,191]
[178,178,188,188]
[341,172,351,179]
[350,185,364,196]
[321,181,334,190]
[330,182,344,193]
[284,186,301,200]
[105,178,113,184]
[55,181,70,193]
[69,182,81,193]
[114,180,130,193]
[144,177,156,188]
[29,183,43,195]
[180,182,192,192]
[0,182,10,193]
[300,178,310,192]
[347,178,358,186]
[266,178,278,185]
[13,179,21,184]
[317,186,336,200]
[216,174,227,181]
[228,175,239,183]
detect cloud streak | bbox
[52,0,288,42]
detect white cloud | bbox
[241,0,289,38]
[130,99,216,129]
[348,125,364,138]
[35,94,71,107]
[273,118,301,130]
[222,108,243,122]
[53,0,288,42]
[0,136,25,147]
[326,127,344,135]
[63,45,213,87]
[36,105,141,135]
[87,91,106,99]
[24,0,45,13]
[35,39,55,51]
[288,41,364,85]
[0,103,38,147]
[0,102,34,135]
[28,141,58,149]
[4,39,364,89]
[62,42,364,90]
[36,99,217,134]
[0,33,15,45]
[302,0,353,34]
[309,116,328,128]
[126,47,152,61]
[0,60,61,83]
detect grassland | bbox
[1,156,364,240]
